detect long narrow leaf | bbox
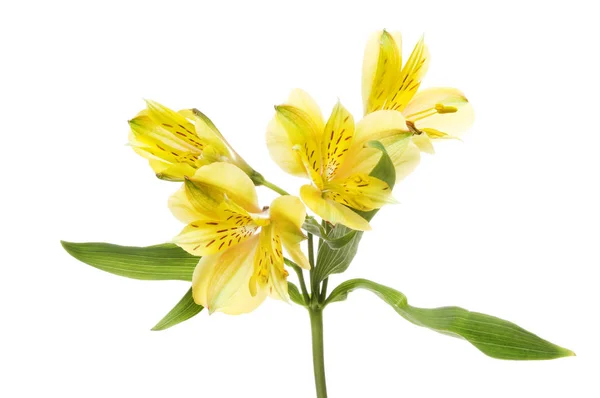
[152,288,203,331]
[326,278,574,360]
[61,241,198,281]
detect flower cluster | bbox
[128,30,473,314]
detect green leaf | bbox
[302,216,357,250]
[61,241,198,281]
[288,282,306,307]
[152,288,203,331]
[313,141,395,282]
[326,279,575,360]
[365,140,396,188]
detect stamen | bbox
[406,103,458,121]
[435,103,458,114]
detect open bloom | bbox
[129,100,253,181]
[266,89,413,231]
[362,30,474,153]
[169,162,309,315]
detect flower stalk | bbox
[309,307,328,398]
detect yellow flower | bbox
[128,100,253,181]
[169,162,309,315]
[362,30,475,153]
[267,89,408,231]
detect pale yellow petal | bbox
[394,142,421,181]
[190,162,260,213]
[325,174,396,212]
[361,31,380,113]
[270,196,310,270]
[270,195,306,232]
[286,88,325,133]
[192,236,268,315]
[403,87,474,137]
[300,185,371,231]
[168,185,199,223]
[412,133,435,154]
[385,36,430,112]
[336,110,410,180]
[363,30,403,114]
[266,116,306,177]
[353,110,409,147]
[322,101,355,181]
[268,259,290,302]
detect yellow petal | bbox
[178,108,230,156]
[363,30,403,114]
[144,100,205,152]
[190,162,260,213]
[385,36,430,112]
[322,101,355,181]
[173,218,258,256]
[403,87,474,137]
[128,116,200,175]
[172,179,259,256]
[325,174,396,212]
[300,185,371,231]
[181,108,254,174]
[250,225,290,302]
[336,110,410,180]
[275,104,323,181]
[270,196,310,270]
[268,89,325,180]
[154,162,198,181]
[192,236,268,315]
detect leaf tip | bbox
[60,240,76,255]
[565,348,576,357]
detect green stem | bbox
[259,178,290,196]
[309,308,328,398]
[308,233,318,296]
[286,259,310,305]
[319,278,329,302]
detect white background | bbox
[1,1,598,397]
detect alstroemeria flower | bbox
[169,162,309,315]
[129,100,253,181]
[266,89,410,231]
[362,30,474,153]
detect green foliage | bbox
[326,279,574,360]
[302,216,357,249]
[61,241,197,281]
[288,282,306,306]
[313,141,396,282]
[152,288,203,331]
